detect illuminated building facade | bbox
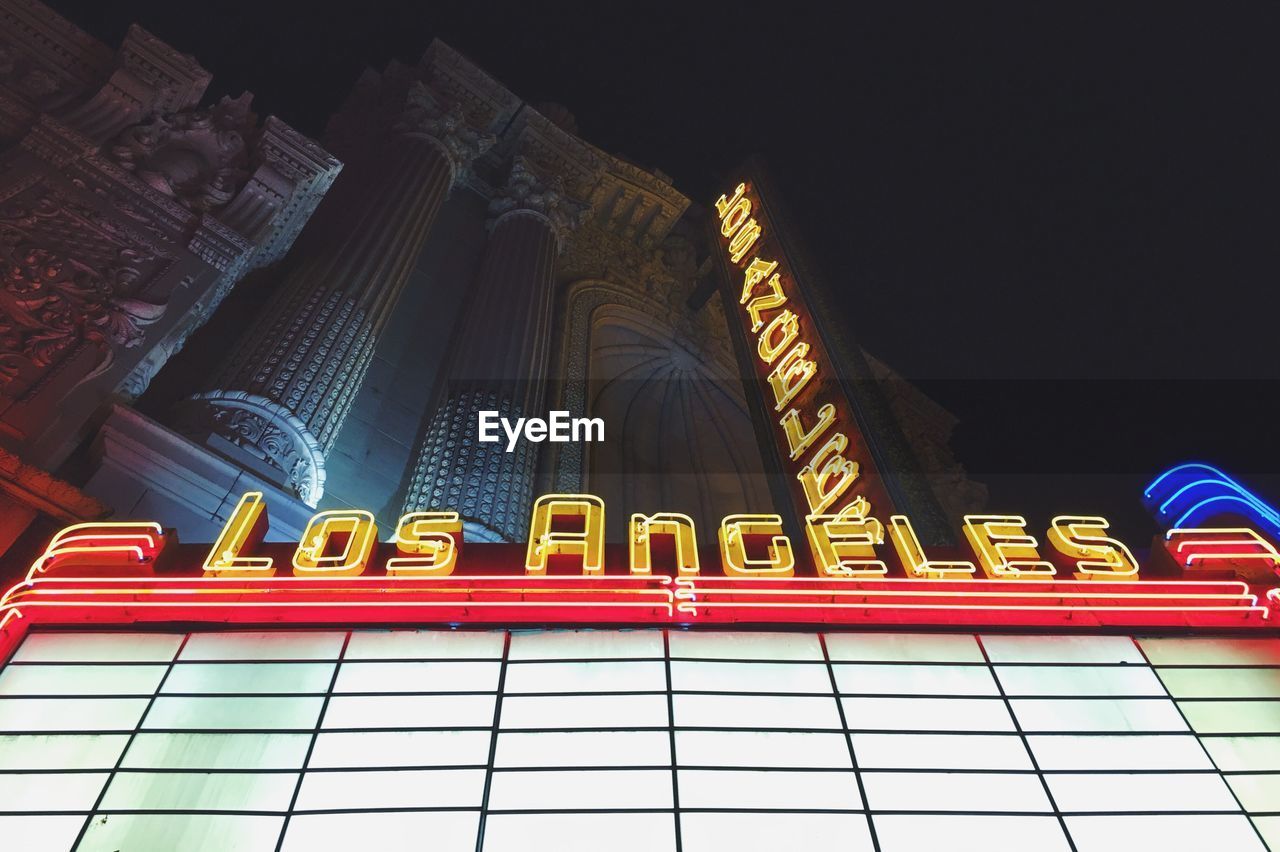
[0,1,1277,851]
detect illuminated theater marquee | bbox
[3,489,1279,653]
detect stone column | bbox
[173,81,494,504]
[403,155,586,541]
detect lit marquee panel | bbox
[0,629,1276,851]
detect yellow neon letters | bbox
[963,515,1056,579]
[757,310,800,364]
[719,514,795,577]
[204,492,274,577]
[797,432,860,514]
[629,512,700,576]
[780,404,836,461]
[889,515,976,579]
[526,494,606,575]
[767,343,817,411]
[806,499,887,578]
[292,510,378,577]
[386,511,463,576]
[1047,515,1138,581]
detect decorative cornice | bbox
[396,80,496,183]
[488,154,588,247]
[174,390,327,506]
[0,445,109,521]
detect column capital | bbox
[395,80,496,183]
[488,154,589,247]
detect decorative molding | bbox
[0,187,169,394]
[396,79,496,183]
[0,444,108,520]
[107,93,256,213]
[488,154,588,248]
[173,390,326,506]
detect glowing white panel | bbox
[0,772,107,811]
[294,768,486,810]
[995,666,1166,697]
[1028,735,1212,770]
[841,697,1015,731]
[1178,700,1280,734]
[503,661,666,693]
[0,697,149,732]
[679,768,862,810]
[122,732,311,770]
[499,694,668,729]
[0,734,128,770]
[99,770,297,811]
[1138,638,1280,666]
[162,663,335,694]
[1201,736,1280,771]
[12,632,182,663]
[309,730,492,768]
[320,694,495,729]
[676,730,852,768]
[76,813,283,852]
[508,630,661,660]
[824,633,984,663]
[874,814,1072,852]
[833,663,998,695]
[980,635,1143,664]
[481,813,675,852]
[1009,698,1187,732]
[1048,772,1240,812]
[1158,668,1280,699]
[852,733,1033,770]
[142,696,323,730]
[674,694,842,729]
[179,631,345,660]
[862,771,1050,813]
[282,811,479,852]
[494,731,670,767]
[333,661,501,693]
[1254,817,1280,851]
[669,631,823,660]
[344,629,504,659]
[680,812,874,852]
[670,661,832,694]
[0,815,85,852]
[486,768,673,809]
[1064,815,1267,852]
[0,664,166,695]
[1226,773,1280,813]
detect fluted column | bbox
[404,156,586,541]
[173,81,494,504]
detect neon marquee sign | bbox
[713,178,899,534]
[2,489,1278,657]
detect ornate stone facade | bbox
[175,45,517,506]
[0,0,334,549]
[0,0,982,554]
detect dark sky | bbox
[48,0,1280,541]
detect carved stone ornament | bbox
[0,196,165,390]
[174,390,326,506]
[395,80,496,180]
[108,93,257,213]
[0,40,66,106]
[488,155,589,247]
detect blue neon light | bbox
[1144,462,1280,539]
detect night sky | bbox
[48,0,1280,542]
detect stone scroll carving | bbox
[107,93,257,213]
[0,191,167,393]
